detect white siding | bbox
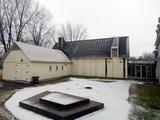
[4,50,30,62]
[71,58,128,78]
[3,49,71,82]
[30,62,71,81]
[71,58,106,77]
[3,50,31,82]
[107,58,123,78]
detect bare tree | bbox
[14,0,40,42]
[156,17,160,40]
[27,8,56,47]
[0,0,9,53]
[142,52,155,61]
[0,0,56,53]
[59,22,88,41]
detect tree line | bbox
[0,0,88,54]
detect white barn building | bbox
[53,37,129,79]
[3,36,130,84]
[2,42,71,83]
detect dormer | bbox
[111,37,119,57]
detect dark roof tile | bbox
[53,36,129,58]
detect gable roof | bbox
[53,36,129,58]
[3,42,71,63]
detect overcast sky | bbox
[36,0,160,57]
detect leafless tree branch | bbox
[59,22,88,41]
[0,0,56,54]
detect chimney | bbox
[58,37,65,49]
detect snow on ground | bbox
[5,78,139,120]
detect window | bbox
[112,48,118,57]
[131,65,135,77]
[21,59,23,62]
[136,66,141,77]
[128,65,132,77]
[62,66,64,70]
[49,66,52,71]
[56,66,58,70]
[142,66,146,78]
[147,67,152,78]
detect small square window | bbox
[49,66,52,71]
[62,66,64,70]
[112,48,118,57]
[56,66,58,70]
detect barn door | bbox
[15,64,22,80]
[22,64,30,81]
[15,63,29,81]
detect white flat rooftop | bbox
[41,92,81,105]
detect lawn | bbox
[129,84,160,109]
[128,83,160,120]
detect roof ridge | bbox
[16,42,51,50]
[15,42,71,62]
[16,42,64,53]
[60,36,129,43]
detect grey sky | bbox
[36,0,160,57]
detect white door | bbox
[15,63,30,81]
[22,64,30,81]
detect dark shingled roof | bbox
[53,36,129,58]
